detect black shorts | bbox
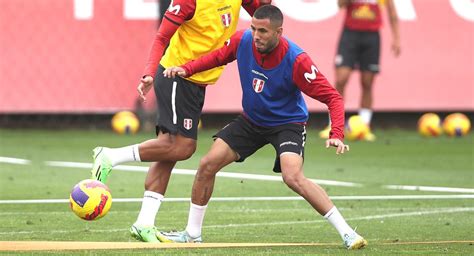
[214,115,307,173]
[154,65,206,139]
[335,28,380,73]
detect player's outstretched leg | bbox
[279,154,367,250]
[90,147,113,183]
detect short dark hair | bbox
[254,5,283,27]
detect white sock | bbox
[324,206,354,239]
[105,144,141,166]
[185,203,207,238]
[358,108,373,125]
[134,191,164,227]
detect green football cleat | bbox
[90,147,113,183]
[130,225,161,243]
[343,232,368,249]
[158,230,202,243]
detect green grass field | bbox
[0,128,473,255]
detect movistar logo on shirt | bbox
[251,70,268,79]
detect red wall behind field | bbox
[0,0,473,113]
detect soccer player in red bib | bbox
[89,0,271,242]
[161,5,367,249]
[320,0,401,141]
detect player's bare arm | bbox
[386,0,401,57]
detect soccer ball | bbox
[69,179,112,221]
[442,113,471,137]
[111,111,140,134]
[417,113,442,137]
[345,115,370,141]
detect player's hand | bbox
[137,75,154,102]
[163,67,187,78]
[325,138,349,155]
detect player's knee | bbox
[282,173,305,191]
[361,82,373,91]
[175,147,196,160]
[182,143,197,159]
[172,140,197,160]
[198,156,218,178]
[282,173,294,185]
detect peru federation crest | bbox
[252,78,265,93]
[183,118,193,130]
[221,13,231,27]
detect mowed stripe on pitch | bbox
[0,241,330,251]
[1,194,473,204]
[0,207,472,236]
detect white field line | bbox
[3,157,473,192]
[1,194,473,204]
[0,207,463,216]
[44,160,360,187]
[0,207,472,236]
[384,185,474,193]
[204,207,474,229]
[0,157,31,165]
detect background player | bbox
[90,0,271,242]
[320,0,401,141]
[160,5,367,249]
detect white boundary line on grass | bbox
[1,194,473,204]
[384,185,474,193]
[2,157,473,192]
[205,207,474,229]
[44,160,361,187]
[42,160,474,192]
[0,157,31,165]
[0,207,472,235]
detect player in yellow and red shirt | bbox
[320,0,400,141]
[89,0,271,242]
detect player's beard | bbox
[255,38,279,54]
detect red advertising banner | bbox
[1,0,473,113]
